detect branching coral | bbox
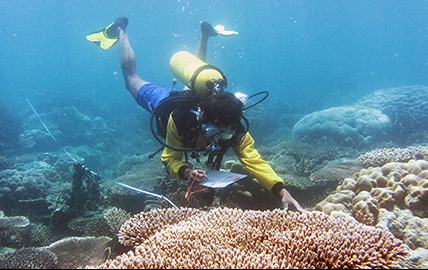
[104,207,131,234]
[118,207,204,247]
[0,247,58,269]
[93,207,408,269]
[118,154,151,173]
[267,141,334,177]
[357,146,428,168]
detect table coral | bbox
[92,207,408,269]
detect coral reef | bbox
[95,207,407,269]
[48,162,105,238]
[355,85,428,145]
[398,247,428,269]
[0,211,55,250]
[316,158,428,268]
[101,181,148,214]
[0,247,58,269]
[309,160,363,184]
[152,176,187,198]
[118,154,151,174]
[2,223,54,249]
[262,140,337,177]
[19,128,58,152]
[68,216,113,238]
[357,146,428,168]
[291,105,391,148]
[377,207,428,269]
[0,156,13,171]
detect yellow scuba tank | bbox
[169,51,227,96]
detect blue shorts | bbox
[136,83,177,113]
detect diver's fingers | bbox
[283,201,289,211]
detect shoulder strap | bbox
[153,91,201,139]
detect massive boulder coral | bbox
[377,208,428,250]
[0,169,52,211]
[355,85,428,145]
[291,106,391,147]
[317,160,428,224]
[92,207,408,269]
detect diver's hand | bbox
[184,168,207,183]
[279,188,306,213]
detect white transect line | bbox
[115,181,178,209]
[26,98,77,163]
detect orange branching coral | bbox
[95,207,408,269]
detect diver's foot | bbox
[201,21,218,37]
[106,16,129,38]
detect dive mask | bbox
[202,123,236,141]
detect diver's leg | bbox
[195,22,218,62]
[118,28,149,101]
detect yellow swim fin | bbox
[213,25,238,36]
[86,22,118,50]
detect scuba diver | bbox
[86,17,305,212]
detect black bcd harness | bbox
[148,90,269,169]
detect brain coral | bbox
[93,207,408,269]
[355,85,428,145]
[291,106,391,146]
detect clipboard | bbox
[200,170,247,188]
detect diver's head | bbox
[191,66,227,97]
[198,92,243,140]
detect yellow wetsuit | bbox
[160,112,286,195]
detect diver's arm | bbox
[232,132,284,192]
[232,132,305,212]
[160,115,190,180]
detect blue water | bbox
[1,0,428,166]
[2,0,428,111]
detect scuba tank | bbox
[169,51,227,96]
